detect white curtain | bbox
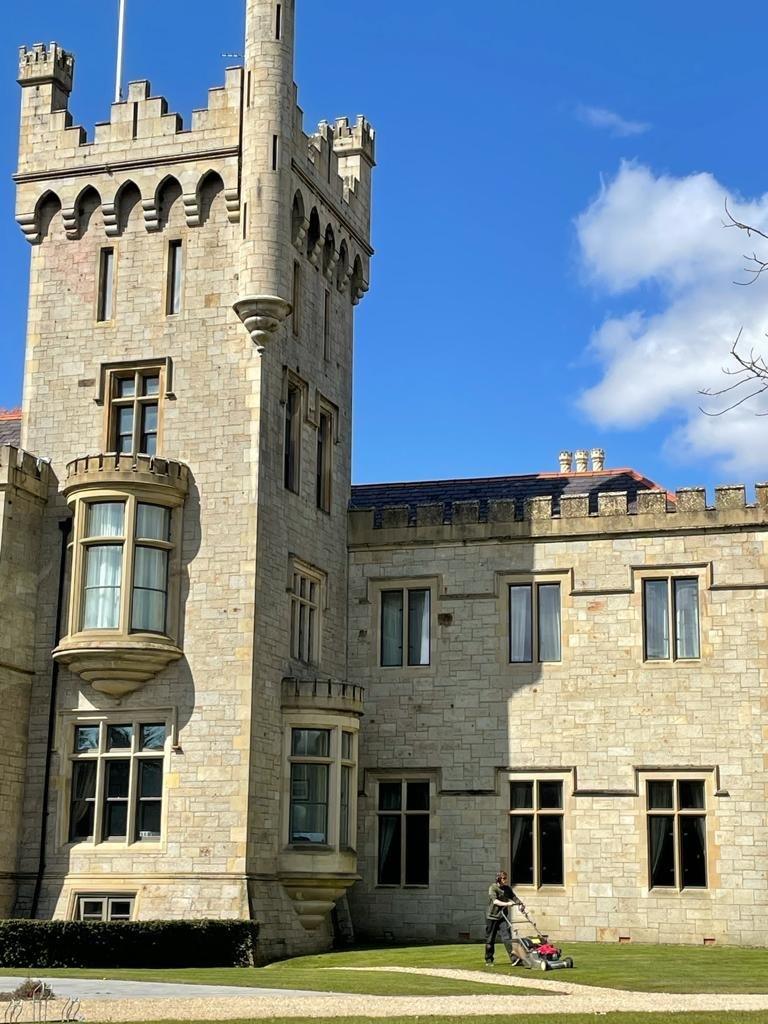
[509,585,532,662]
[644,579,669,659]
[136,504,169,541]
[538,584,561,662]
[674,579,700,658]
[381,591,403,666]
[83,545,122,628]
[132,546,168,632]
[87,502,124,538]
[408,589,430,666]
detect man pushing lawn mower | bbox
[484,870,575,970]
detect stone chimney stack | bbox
[558,450,573,473]
[590,448,605,472]
[574,449,589,473]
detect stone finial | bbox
[574,449,589,473]
[233,296,292,350]
[558,450,573,473]
[590,448,605,472]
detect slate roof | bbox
[0,410,22,448]
[350,469,667,525]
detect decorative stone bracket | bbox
[279,874,359,932]
[233,295,292,350]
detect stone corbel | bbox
[224,188,240,224]
[337,263,353,294]
[324,247,340,283]
[103,202,119,237]
[62,207,78,240]
[308,235,323,268]
[233,295,292,351]
[183,193,201,228]
[352,278,369,306]
[143,198,160,232]
[292,216,309,252]
[16,212,39,244]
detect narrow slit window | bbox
[292,262,301,336]
[316,410,332,513]
[166,240,183,315]
[284,384,301,492]
[323,290,331,360]
[97,248,115,322]
[272,135,280,171]
[275,3,282,39]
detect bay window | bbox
[286,724,357,850]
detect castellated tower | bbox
[10,0,374,955]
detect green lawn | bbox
[90,1016,768,1024]
[2,939,768,996]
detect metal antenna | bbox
[115,0,127,102]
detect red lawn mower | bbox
[502,904,574,971]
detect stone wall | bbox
[347,497,768,946]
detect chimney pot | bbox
[574,449,589,473]
[590,448,606,472]
[558,450,573,473]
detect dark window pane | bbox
[69,761,96,841]
[81,899,105,920]
[109,900,133,920]
[644,579,670,660]
[140,724,166,750]
[291,728,330,757]
[511,781,533,810]
[107,725,132,750]
[117,378,135,398]
[405,814,429,885]
[538,780,563,809]
[538,815,564,885]
[680,815,707,888]
[105,801,128,838]
[138,801,162,838]
[378,781,402,811]
[406,781,430,811]
[378,815,402,884]
[143,375,160,396]
[510,815,534,885]
[106,760,130,798]
[75,726,99,752]
[139,759,163,798]
[678,780,705,810]
[381,591,404,666]
[648,815,676,887]
[648,780,674,809]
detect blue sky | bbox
[3,1,768,492]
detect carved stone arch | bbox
[197,170,225,227]
[35,190,64,243]
[322,224,338,280]
[336,240,351,293]
[350,254,368,305]
[291,190,308,250]
[105,180,142,237]
[67,184,103,239]
[306,207,322,266]
[153,175,183,232]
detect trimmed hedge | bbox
[0,919,259,968]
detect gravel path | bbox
[6,968,768,1020]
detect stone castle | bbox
[0,0,766,956]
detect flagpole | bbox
[114,0,126,102]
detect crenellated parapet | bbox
[348,484,768,547]
[0,444,51,503]
[16,43,243,244]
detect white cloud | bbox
[576,105,650,138]
[575,161,768,476]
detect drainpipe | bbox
[30,517,71,919]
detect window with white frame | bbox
[509,582,561,663]
[646,778,707,889]
[68,721,166,844]
[75,499,174,635]
[509,778,564,887]
[643,577,700,661]
[75,894,135,921]
[289,564,323,664]
[380,588,430,667]
[376,779,430,886]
